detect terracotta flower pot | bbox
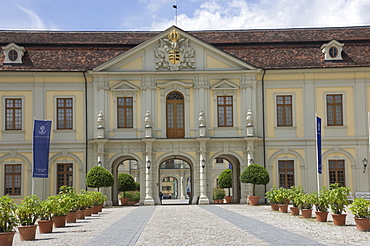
[53,215,67,228]
[301,209,312,218]
[66,212,77,223]
[224,196,232,204]
[91,206,99,214]
[85,207,92,217]
[355,218,370,231]
[248,196,259,206]
[98,204,103,212]
[0,231,15,246]
[270,203,279,211]
[214,199,219,204]
[38,220,53,233]
[120,197,130,206]
[315,211,329,222]
[18,224,37,241]
[290,206,300,215]
[77,210,85,219]
[332,213,347,226]
[278,204,288,213]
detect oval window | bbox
[329,47,338,58]
[8,50,18,62]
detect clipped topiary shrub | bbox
[118,173,136,198]
[218,169,232,196]
[86,166,114,192]
[240,164,270,196]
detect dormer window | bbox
[321,40,344,61]
[2,43,26,64]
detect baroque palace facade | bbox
[1,26,370,205]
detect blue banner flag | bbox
[33,120,52,178]
[316,116,322,174]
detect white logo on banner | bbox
[38,125,46,135]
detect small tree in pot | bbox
[240,163,270,205]
[0,195,18,245]
[86,166,114,192]
[328,183,351,226]
[16,195,42,241]
[118,173,136,205]
[218,169,232,203]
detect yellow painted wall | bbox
[46,91,84,140]
[316,87,354,137]
[0,91,33,141]
[266,88,304,138]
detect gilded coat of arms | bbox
[154,29,195,71]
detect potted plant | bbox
[0,195,18,246]
[86,166,114,192]
[62,186,82,222]
[265,186,279,210]
[76,193,88,219]
[313,186,330,222]
[38,198,54,233]
[349,198,370,231]
[118,173,136,205]
[299,193,315,218]
[328,183,351,226]
[49,194,73,228]
[275,187,290,213]
[240,163,270,206]
[288,186,304,216]
[212,188,225,203]
[16,195,41,241]
[218,169,233,203]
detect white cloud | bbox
[16,4,47,30]
[139,0,173,11]
[151,0,370,30]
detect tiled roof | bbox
[1,26,370,71]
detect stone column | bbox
[180,165,185,199]
[197,137,210,205]
[144,155,155,206]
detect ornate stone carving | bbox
[154,29,195,71]
[199,111,206,127]
[97,111,104,129]
[145,111,151,128]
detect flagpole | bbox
[315,114,322,193]
[32,118,35,195]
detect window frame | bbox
[276,95,293,127]
[217,95,234,127]
[328,159,346,187]
[117,97,133,128]
[5,98,23,130]
[55,97,74,130]
[4,164,22,196]
[166,91,185,138]
[56,163,74,193]
[278,159,295,189]
[326,93,344,126]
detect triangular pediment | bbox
[211,80,239,90]
[93,26,256,72]
[111,81,139,91]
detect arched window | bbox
[166,91,184,138]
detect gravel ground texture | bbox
[11,204,370,246]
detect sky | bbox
[0,0,369,31]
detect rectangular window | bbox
[216,158,223,163]
[4,164,21,195]
[57,98,73,129]
[326,94,343,126]
[57,163,73,193]
[329,160,345,187]
[117,97,133,128]
[217,96,233,127]
[278,160,294,188]
[5,98,22,130]
[277,95,292,126]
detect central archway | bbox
[158,158,192,205]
